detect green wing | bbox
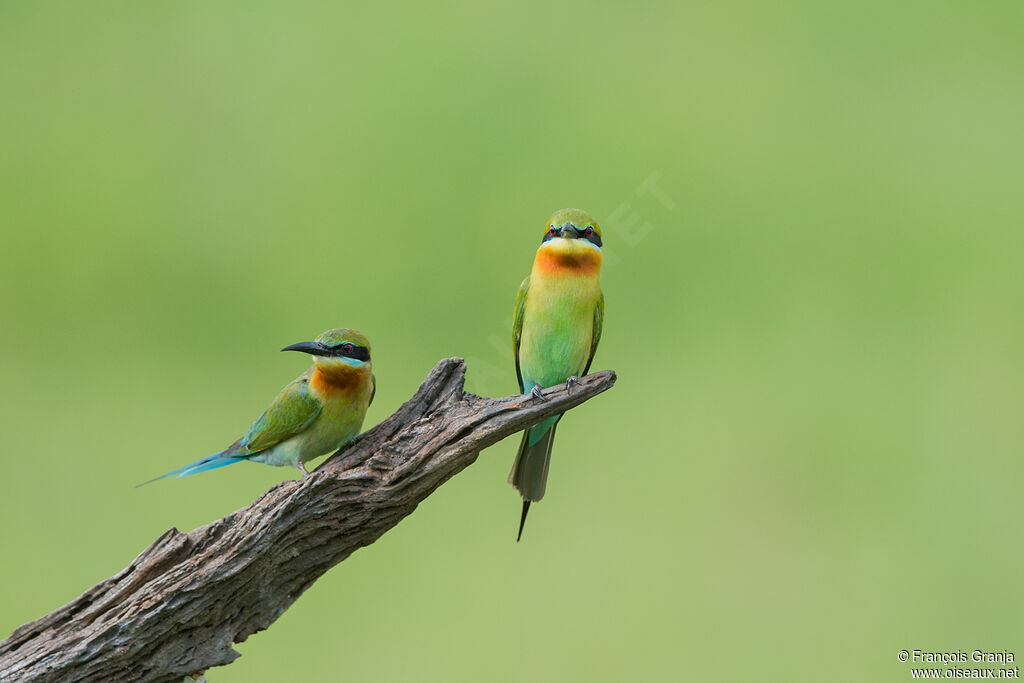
[239,377,322,454]
[582,289,604,376]
[370,373,376,407]
[513,276,530,393]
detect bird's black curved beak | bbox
[280,341,330,356]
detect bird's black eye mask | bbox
[541,223,602,247]
[331,344,371,361]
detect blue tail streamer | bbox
[136,451,247,487]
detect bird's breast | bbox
[519,267,601,388]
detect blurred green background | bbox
[2,1,1022,680]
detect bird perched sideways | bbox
[142,329,375,483]
[509,208,604,541]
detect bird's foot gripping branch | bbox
[0,358,616,683]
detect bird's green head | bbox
[541,208,602,247]
[535,208,603,273]
[281,328,372,369]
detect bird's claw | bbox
[565,376,581,394]
[530,385,547,402]
[297,461,310,477]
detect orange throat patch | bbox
[534,243,602,276]
[311,363,369,396]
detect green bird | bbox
[509,208,604,540]
[143,329,375,482]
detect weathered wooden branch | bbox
[0,358,616,682]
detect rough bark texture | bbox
[0,358,616,682]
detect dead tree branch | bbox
[0,358,616,682]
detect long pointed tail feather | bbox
[136,450,246,487]
[517,501,531,542]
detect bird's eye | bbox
[341,343,354,354]
[548,226,559,236]
[584,226,594,236]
